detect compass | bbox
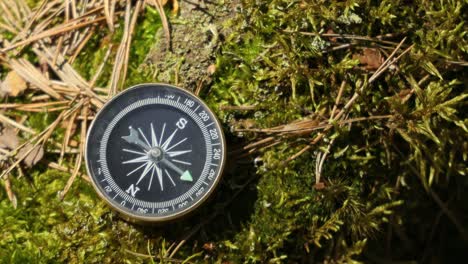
[85,83,226,222]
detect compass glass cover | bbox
[85,84,225,221]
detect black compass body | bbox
[85,83,225,222]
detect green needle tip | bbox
[180,170,193,182]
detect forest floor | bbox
[1,0,467,263]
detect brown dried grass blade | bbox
[59,107,80,163]
[0,101,69,110]
[150,0,171,51]
[3,175,17,208]
[58,149,82,200]
[2,16,107,52]
[120,0,143,90]
[0,101,84,180]
[104,0,114,32]
[0,113,36,134]
[59,101,89,200]
[8,58,63,99]
[109,1,143,95]
[109,0,132,96]
[48,162,90,182]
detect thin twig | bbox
[124,249,188,263]
[120,0,143,91]
[330,80,346,120]
[0,101,83,180]
[47,162,91,182]
[150,0,171,51]
[2,15,107,52]
[283,30,403,46]
[104,0,114,32]
[0,113,35,134]
[109,0,132,96]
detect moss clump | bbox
[203,0,467,262]
[0,170,147,263]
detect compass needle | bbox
[180,170,193,182]
[85,83,225,222]
[160,158,184,175]
[122,127,150,151]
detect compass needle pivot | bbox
[85,84,225,223]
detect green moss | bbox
[0,170,144,263]
[2,0,467,263]
[72,6,162,89]
[204,0,468,262]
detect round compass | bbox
[85,83,226,222]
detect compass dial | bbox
[85,83,226,222]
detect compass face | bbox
[85,84,226,222]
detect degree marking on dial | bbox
[206,122,214,127]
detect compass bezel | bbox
[84,83,226,223]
